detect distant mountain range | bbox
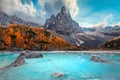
[83,25,120,38]
[83,25,120,33]
[82,25,120,49]
[82,27,96,32]
[0,12,40,27]
[99,26,120,37]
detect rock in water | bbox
[90,55,108,63]
[25,53,43,58]
[44,6,83,36]
[0,52,43,69]
[9,53,25,67]
[52,72,64,78]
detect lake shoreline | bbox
[0,50,120,54]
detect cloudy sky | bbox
[0,0,120,28]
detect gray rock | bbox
[25,53,43,58]
[1,52,43,68]
[52,72,64,78]
[90,55,108,63]
[9,53,25,67]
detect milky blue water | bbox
[0,51,120,80]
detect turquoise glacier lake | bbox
[0,51,120,80]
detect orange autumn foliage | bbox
[0,23,78,50]
[23,44,27,49]
[15,30,24,47]
[4,35,11,48]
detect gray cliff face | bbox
[44,7,83,36]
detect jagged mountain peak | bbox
[61,6,66,15]
[44,6,83,36]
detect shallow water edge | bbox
[0,50,120,54]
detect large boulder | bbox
[9,53,25,67]
[24,53,43,58]
[9,52,43,67]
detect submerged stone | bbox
[52,72,64,78]
[90,55,108,63]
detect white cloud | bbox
[20,2,38,17]
[80,14,112,28]
[38,0,79,18]
[62,0,79,17]
[116,22,120,26]
[90,14,112,28]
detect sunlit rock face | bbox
[44,7,83,36]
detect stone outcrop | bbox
[9,53,25,67]
[9,52,43,67]
[44,7,83,36]
[25,53,43,58]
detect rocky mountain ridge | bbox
[0,12,40,27]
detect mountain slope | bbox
[0,24,78,50]
[74,32,113,48]
[103,36,120,49]
[100,26,120,37]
